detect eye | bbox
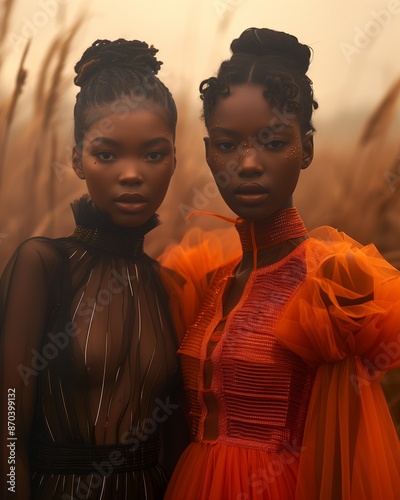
[94,151,117,162]
[145,151,165,162]
[215,141,236,153]
[265,140,287,150]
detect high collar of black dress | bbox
[70,195,159,258]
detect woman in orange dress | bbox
[163,27,400,499]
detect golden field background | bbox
[1,0,400,428]
[1,0,400,265]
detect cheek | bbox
[83,170,112,198]
[280,167,301,195]
[150,168,174,194]
[155,178,170,196]
[207,150,227,171]
[283,142,302,161]
[209,162,232,186]
[208,157,240,191]
[82,159,104,179]
[85,171,105,187]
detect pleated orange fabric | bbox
[161,213,400,500]
[166,442,300,499]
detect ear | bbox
[72,146,85,179]
[203,137,210,167]
[172,146,177,175]
[301,132,314,170]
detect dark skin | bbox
[72,106,176,228]
[204,84,314,315]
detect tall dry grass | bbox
[1,1,400,431]
[0,7,86,269]
[328,78,400,259]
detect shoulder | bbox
[159,226,241,279]
[296,226,400,314]
[307,225,398,280]
[308,225,382,259]
[14,236,67,261]
[2,237,68,281]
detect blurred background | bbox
[1,0,400,262]
[1,0,400,424]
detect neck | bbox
[235,208,308,269]
[70,195,159,257]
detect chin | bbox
[233,208,275,222]
[110,215,150,228]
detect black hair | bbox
[200,27,318,133]
[73,39,177,145]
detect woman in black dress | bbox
[1,38,184,499]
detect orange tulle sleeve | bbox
[275,226,400,499]
[158,226,241,341]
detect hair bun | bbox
[74,39,162,87]
[230,27,311,74]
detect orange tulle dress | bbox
[161,208,400,500]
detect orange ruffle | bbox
[159,226,241,340]
[275,226,400,499]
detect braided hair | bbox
[73,39,177,145]
[200,28,318,134]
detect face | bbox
[73,106,176,227]
[204,84,313,222]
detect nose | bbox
[238,147,263,178]
[118,159,144,186]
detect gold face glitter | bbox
[284,144,301,160]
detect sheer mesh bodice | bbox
[1,197,180,499]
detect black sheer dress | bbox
[0,196,181,499]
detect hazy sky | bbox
[3,0,400,135]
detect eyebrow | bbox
[90,137,172,147]
[208,123,292,134]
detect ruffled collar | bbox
[70,195,159,257]
[235,208,308,252]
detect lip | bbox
[114,193,148,214]
[234,183,268,195]
[115,193,148,203]
[233,184,269,206]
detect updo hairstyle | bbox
[200,27,318,133]
[73,39,177,145]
